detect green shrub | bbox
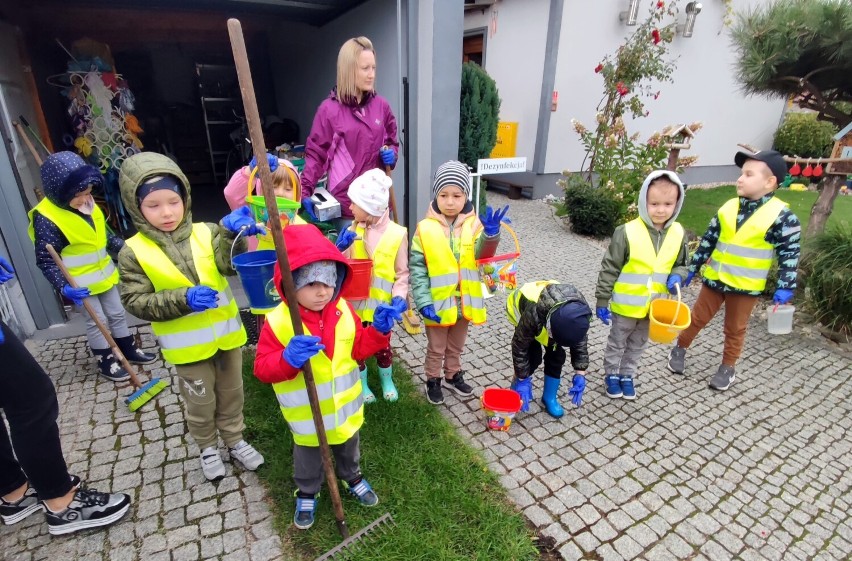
[800,224,852,336]
[459,62,500,171]
[560,174,620,238]
[773,113,838,158]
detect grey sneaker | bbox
[229,440,264,471]
[200,447,226,481]
[667,346,686,375]
[709,365,736,391]
[43,487,130,536]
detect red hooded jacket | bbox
[253,224,390,384]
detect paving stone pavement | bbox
[2,192,850,561]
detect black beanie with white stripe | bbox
[432,160,471,200]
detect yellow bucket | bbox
[648,284,691,344]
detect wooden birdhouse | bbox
[826,121,852,176]
[662,124,695,171]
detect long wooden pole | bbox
[227,19,350,540]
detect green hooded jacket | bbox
[117,152,246,323]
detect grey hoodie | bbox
[595,170,689,308]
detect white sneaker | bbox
[200,447,226,481]
[229,440,264,471]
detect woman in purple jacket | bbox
[300,36,399,231]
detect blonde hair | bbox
[270,165,301,201]
[336,36,375,104]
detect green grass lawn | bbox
[241,352,540,561]
[679,185,852,237]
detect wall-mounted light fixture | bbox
[676,2,703,38]
[618,0,641,26]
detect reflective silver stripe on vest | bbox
[158,316,243,349]
[460,268,479,283]
[712,262,769,280]
[611,293,649,307]
[433,297,456,312]
[651,272,668,285]
[63,249,108,267]
[71,261,116,286]
[615,272,650,286]
[276,369,360,408]
[372,277,393,293]
[715,241,774,260]
[286,392,364,436]
[429,272,458,289]
[461,293,485,310]
[352,298,384,312]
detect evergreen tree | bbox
[459,62,501,211]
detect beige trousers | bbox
[424,317,470,380]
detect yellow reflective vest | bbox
[506,281,560,346]
[611,218,685,319]
[417,217,486,326]
[124,223,246,365]
[266,299,364,446]
[28,198,119,295]
[349,222,406,322]
[703,197,787,292]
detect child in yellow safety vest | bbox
[409,160,507,406]
[336,169,410,403]
[253,224,402,530]
[665,150,801,391]
[595,170,689,400]
[117,152,265,482]
[29,151,157,382]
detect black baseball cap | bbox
[734,150,787,186]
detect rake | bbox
[227,17,394,555]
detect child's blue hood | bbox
[40,151,103,208]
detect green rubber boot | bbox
[378,366,398,402]
[360,367,376,404]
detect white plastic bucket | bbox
[767,304,794,335]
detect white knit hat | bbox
[348,169,391,217]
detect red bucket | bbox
[341,259,373,301]
[481,388,523,432]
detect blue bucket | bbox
[232,250,280,312]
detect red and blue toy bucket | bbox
[481,388,523,432]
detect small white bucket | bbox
[767,304,794,335]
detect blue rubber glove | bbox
[568,374,586,407]
[335,228,358,252]
[0,256,14,285]
[380,147,396,166]
[419,305,441,323]
[283,335,325,369]
[373,303,403,334]
[391,296,408,315]
[249,153,278,173]
[510,377,533,413]
[186,286,219,312]
[773,289,794,305]
[301,196,318,221]
[222,206,266,236]
[667,274,682,295]
[683,271,696,288]
[481,205,510,237]
[61,285,90,306]
[596,306,611,325]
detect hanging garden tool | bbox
[226,18,393,551]
[46,244,168,411]
[383,163,421,335]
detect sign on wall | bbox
[477,157,527,175]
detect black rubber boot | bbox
[115,336,157,365]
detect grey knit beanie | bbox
[432,160,471,200]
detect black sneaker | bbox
[93,349,130,382]
[0,475,81,525]
[43,487,131,536]
[425,378,444,405]
[444,371,474,397]
[115,336,158,365]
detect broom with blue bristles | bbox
[46,244,168,411]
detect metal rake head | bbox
[314,513,396,561]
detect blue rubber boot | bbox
[378,366,398,402]
[359,367,376,404]
[541,375,564,419]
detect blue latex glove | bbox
[223,206,266,236]
[249,153,278,173]
[568,374,586,407]
[301,196,318,221]
[0,256,14,285]
[186,286,219,312]
[683,271,696,288]
[61,285,90,306]
[596,306,611,325]
[335,228,358,252]
[391,296,408,314]
[481,205,510,237]
[510,377,533,413]
[667,274,682,295]
[773,289,794,305]
[419,305,441,323]
[283,335,325,369]
[373,303,403,334]
[380,147,396,166]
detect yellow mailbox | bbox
[490,122,518,158]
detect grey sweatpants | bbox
[602,313,650,377]
[293,432,361,496]
[78,285,130,349]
